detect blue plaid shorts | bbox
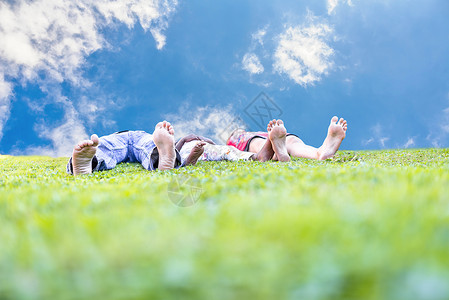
[67,130,182,174]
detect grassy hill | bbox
[1,149,448,300]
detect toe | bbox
[339,118,344,125]
[277,119,284,126]
[91,134,99,146]
[331,116,338,124]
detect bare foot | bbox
[153,121,177,170]
[251,138,275,162]
[185,141,206,166]
[318,116,348,160]
[72,134,99,175]
[268,119,290,162]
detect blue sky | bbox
[0,0,448,156]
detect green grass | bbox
[1,149,449,300]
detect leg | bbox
[248,137,266,154]
[286,136,320,160]
[246,120,290,162]
[251,138,275,162]
[132,122,183,171]
[286,116,348,160]
[70,134,99,175]
[317,116,347,160]
[267,119,290,162]
[68,132,131,175]
[152,121,178,170]
[184,142,206,166]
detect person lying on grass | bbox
[176,119,293,165]
[227,116,348,161]
[67,121,201,175]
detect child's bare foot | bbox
[268,119,290,162]
[318,116,348,160]
[153,121,177,170]
[252,139,275,162]
[185,141,206,166]
[72,134,99,175]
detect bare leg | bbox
[250,137,274,162]
[72,134,99,175]
[184,142,206,166]
[247,122,288,162]
[153,121,176,170]
[286,116,348,160]
[317,116,347,160]
[286,137,320,160]
[268,119,290,162]
[248,137,265,154]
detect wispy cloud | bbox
[26,103,88,157]
[327,0,339,15]
[327,0,354,15]
[252,27,268,46]
[0,0,178,153]
[164,104,246,144]
[273,13,335,87]
[362,123,390,148]
[0,75,12,141]
[242,53,264,74]
[427,103,449,148]
[403,137,415,148]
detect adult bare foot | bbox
[268,119,290,162]
[317,116,348,160]
[153,121,177,170]
[72,134,99,175]
[185,142,206,166]
[251,138,275,162]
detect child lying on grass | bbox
[67,119,293,175]
[227,116,348,160]
[67,121,183,175]
[176,119,292,165]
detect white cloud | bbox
[252,27,267,46]
[403,137,415,148]
[28,105,88,157]
[327,0,339,15]
[362,123,390,148]
[242,53,264,74]
[164,104,247,144]
[327,0,354,15]
[273,15,335,87]
[0,75,13,141]
[427,104,449,148]
[0,0,178,150]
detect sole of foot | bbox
[268,119,291,162]
[72,134,99,176]
[153,120,177,170]
[185,142,206,166]
[318,116,348,160]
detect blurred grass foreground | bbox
[1,149,449,300]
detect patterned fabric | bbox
[226,129,300,152]
[67,130,182,174]
[226,129,268,151]
[179,141,254,164]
